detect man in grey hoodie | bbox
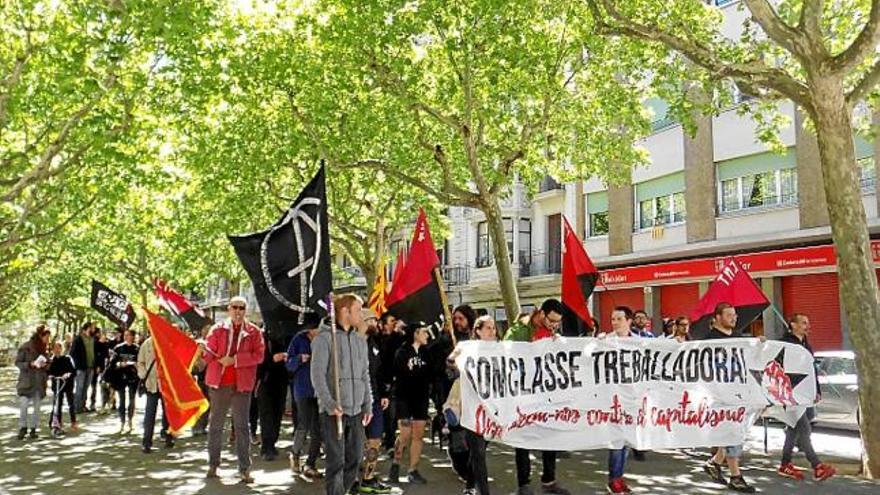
[311,294,373,495]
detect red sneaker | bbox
[777,463,805,480]
[814,463,837,481]
[607,477,632,494]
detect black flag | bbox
[90,280,136,329]
[228,165,332,337]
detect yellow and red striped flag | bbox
[367,258,389,315]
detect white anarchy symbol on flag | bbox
[260,197,323,315]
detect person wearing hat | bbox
[354,309,393,494]
[387,322,431,485]
[203,296,266,484]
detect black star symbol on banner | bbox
[749,348,808,406]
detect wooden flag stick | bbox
[433,267,456,347]
[328,294,343,439]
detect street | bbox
[0,369,876,495]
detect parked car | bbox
[813,351,859,431]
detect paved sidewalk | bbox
[0,367,876,494]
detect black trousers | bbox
[259,377,288,454]
[515,448,557,487]
[466,430,490,495]
[321,413,364,495]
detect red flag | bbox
[386,209,443,324]
[561,216,598,335]
[144,309,209,435]
[689,258,770,339]
[390,247,407,293]
[153,279,212,332]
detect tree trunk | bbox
[483,197,521,323]
[811,78,880,478]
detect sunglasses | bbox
[230,305,246,311]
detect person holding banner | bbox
[203,296,265,484]
[777,314,836,482]
[702,303,757,493]
[597,306,640,494]
[311,294,373,495]
[503,299,571,495]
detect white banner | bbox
[455,337,816,451]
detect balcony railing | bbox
[519,249,562,277]
[650,116,677,132]
[442,264,471,287]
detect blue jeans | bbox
[74,368,94,412]
[608,447,628,479]
[142,391,169,448]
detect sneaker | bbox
[777,463,804,480]
[462,489,478,495]
[517,486,536,495]
[704,460,727,485]
[607,477,632,494]
[541,482,571,495]
[126,419,133,434]
[300,465,322,482]
[142,445,152,454]
[407,470,427,484]
[814,463,837,481]
[359,477,393,494]
[28,429,38,440]
[51,427,65,438]
[17,428,27,440]
[387,463,400,483]
[261,451,277,461]
[251,433,261,446]
[164,436,175,449]
[289,452,302,473]
[727,475,756,493]
[239,470,254,484]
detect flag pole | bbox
[328,294,343,440]
[433,267,456,347]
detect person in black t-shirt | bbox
[388,324,431,485]
[108,330,140,434]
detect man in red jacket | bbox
[203,296,265,484]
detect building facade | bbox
[440,2,880,351]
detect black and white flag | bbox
[90,280,136,329]
[228,165,333,332]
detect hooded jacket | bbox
[310,321,372,416]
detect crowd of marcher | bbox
[14,294,837,494]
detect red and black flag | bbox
[90,280,136,329]
[386,209,443,326]
[228,165,332,339]
[561,217,597,336]
[390,247,407,293]
[153,279,213,333]
[689,258,770,339]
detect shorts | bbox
[366,401,384,439]
[395,395,429,422]
[724,445,743,458]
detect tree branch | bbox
[0,195,98,250]
[847,58,880,105]
[0,73,119,203]
[798,0,826,55]
[831,0,880,73]
[742,0,811,60]
[367,56,462,130]
[586,0,812,108]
